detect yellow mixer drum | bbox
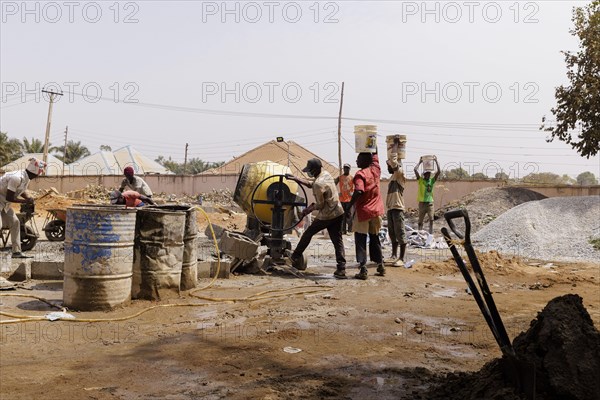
[233,161,301,226]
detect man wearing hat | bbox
[0,158,46,258]
[286,158,347,279]
[334,163,354,235]
[119,166,153,197]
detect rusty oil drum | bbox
[132,208,186,300]
[63,206,137,311]
[149,205,198,290]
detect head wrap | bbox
[124,166,135,176]
[26,158,46,176]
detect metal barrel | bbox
[149,205,198,290]
[63,206,137,311]
[132,208,186,300]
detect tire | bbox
[20,226,38,251]
[44,220,66,241]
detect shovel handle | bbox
[444,209,471,243]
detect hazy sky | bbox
[1,0,599,179]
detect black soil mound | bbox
[426,294,600,400]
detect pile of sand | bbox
[426,294,600,399]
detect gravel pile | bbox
[472,196,600,262]
[435,187,547,233]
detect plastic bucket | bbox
[63,206,137,311]
[422,155,436,172]
[386,135,407,159]
[354,125,378,153]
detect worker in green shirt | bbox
[414,156,440,234]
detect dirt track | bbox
[1,235,598,400]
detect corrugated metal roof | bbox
[200,140,340,178]
[0,153,65,176]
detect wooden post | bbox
[337,82,345,176]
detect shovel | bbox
[441,209,536,398]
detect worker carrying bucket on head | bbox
[414,155,440,234]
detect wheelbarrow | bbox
[42,208,67,241]
[0,202,39,251]
[441,209,536,398]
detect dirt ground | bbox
[1,231,599,399]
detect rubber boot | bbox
[354,266,368,280]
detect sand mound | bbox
[427,294,600,399]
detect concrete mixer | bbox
[233,161,308,270]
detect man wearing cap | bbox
[0,158,46,258]
[119,167,153,197]
[286,158,347,279]
[346,151,386,280]
[334,163,354,235]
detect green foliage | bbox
[471,172,488,180]
[523,172,576,185]
[53,140,91,164]
[100,145,112,152]
[0,132,23,166]
[541,1,600,158]
[495,172,510,180]
[576,171,599,185]
[155,156,225,174]
[589,237,600,250]
[22,137,50,153]
[443,168,470,180]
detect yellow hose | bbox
[0,206,332,324]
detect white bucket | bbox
[386,135,407,159]
[422,155,436,172]
[0,251,12,273]
[354,125,378,153]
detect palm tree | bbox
[53,140,91,164]
[22,137,54,154]
[0,132,23,166]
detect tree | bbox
[155,156,225,174]
[0,132,23,166]
[443,167,470,180]
[495,172,510,180]
[541,1,600,158]
[576,171,599,185]
[471,172,488,180]
[523,172,576,185]
[22,137,54,153]
[53,140,91,164]
[100,145,112,152]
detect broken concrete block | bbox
[218,230,259,260]
[197,260,230,279]
[204,223,226,239]
[31,261,63,280]
[9,260,32,281]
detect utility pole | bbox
[337,82,345,176]
[183,143,189,175]
[62,126,68,176]
[41,88,63,165]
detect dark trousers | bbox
[355,232,382,267]
[341,202,353,233]
[293,214,346,269]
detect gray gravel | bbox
[472,196,600,262]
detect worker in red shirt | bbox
[346,151,385,280]
[110,190,155,207]
[334,163,354,234]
